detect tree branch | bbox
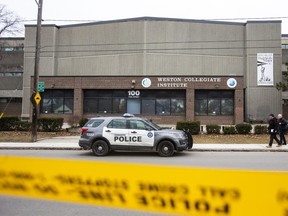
[0,4,22,37]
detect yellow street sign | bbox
[34,92,41,105]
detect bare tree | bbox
[0,4,22,37]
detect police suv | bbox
[79,114,193,157]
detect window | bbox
[0,98,22,103]
[129,120,154,130]
[107,119,127,129]
[85,119,104,128]
[156,99,170,115]
[113,98,126,113]
[171,99,185,115]
[195,90,234,116]
[84,90,126,114]
[40,90,74,114]
[83,90,186,116]
[0,72,23,77]
[142,99,155,114]
[1,46,24,52]
[282,44,288,49]
[98,98,112,113]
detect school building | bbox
[19,17,285,124]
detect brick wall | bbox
[36,76,244,125]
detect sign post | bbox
[31,0,43,142]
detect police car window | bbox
[129,120,153,130]
[85,119,104,127]
[107,119,127,129]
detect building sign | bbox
[38,81,45,92]
[257,53,274,86]
[141,78,151,88]
[128,90,140,98]
[156,77,222,88]
[227,78,237,88]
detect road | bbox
[0,149,287,170]
[0,150,287,216]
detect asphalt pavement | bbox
[0,136,288,152]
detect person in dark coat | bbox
[277,114,287,145]
[267,114,281,148]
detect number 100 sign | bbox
[128,90,140,98]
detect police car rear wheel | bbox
[92,140,109,156]
[158,141,175,157]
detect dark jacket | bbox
[268,117,278,134]
[278,118,287,132]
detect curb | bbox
[0,147,287,152]
[190,148,288,152]
[0,147,82,150]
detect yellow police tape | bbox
[0,155,288,216]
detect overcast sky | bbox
[2,0,288,35]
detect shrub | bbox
[0,116,19,131]
[176,121,200,135]
[79,118,89,127]
[236,123,252,134]
[38,117,64,132]
[206,124,221,134]
[15,121,32,131]
[223,126,237,135]
[254,125,268,134]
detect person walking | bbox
[277,114,287,145]
[267,114,281,148]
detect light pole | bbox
[31,0,43,142]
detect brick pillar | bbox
[74,77,82,118]
[234,89,244,124]
[186,88,194,121]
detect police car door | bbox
[103,119,129,146]
[128,119,155,147]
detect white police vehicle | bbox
[79,114,193,157]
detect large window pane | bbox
[142,99,155,114]
[171,99,185,115]
[195,91,208,99]
[40,90,74,114]
[221,99,234,115]
[52,98,64,114]
[195,100,207,115]
[84,99,98,114]
[195,90,234,116]
[208,99,220,116]
[53,90,65,97]
[64,98,73,114]
[156,99,170,115]
[42,98,52,113]
[113,98,126,113]
[98,98,112,113]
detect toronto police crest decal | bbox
[147,132,153,138]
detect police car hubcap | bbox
[163,146,169,151]
[98,146,103,151]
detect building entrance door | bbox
[127,99,140,114]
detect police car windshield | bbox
[143,119,162,130]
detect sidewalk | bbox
[0,136,288,152]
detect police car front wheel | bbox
[157,141,175,157]
[92,140,109,156]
